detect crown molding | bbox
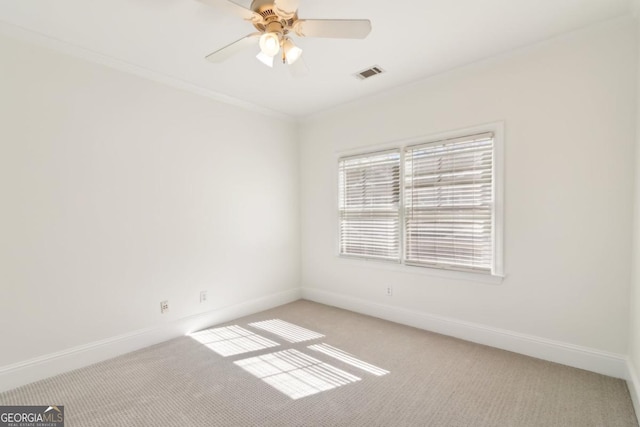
[0,20,295,123]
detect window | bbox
[405,132,494,273]
[338,127,502,277]
[338,150,401,261]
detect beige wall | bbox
[300,17,636,355]
[0,34,300,367]
[629,11,640,406]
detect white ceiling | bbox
[0,0,633,118]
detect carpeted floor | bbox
[1,300,637,426]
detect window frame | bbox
[335,122,504,281]
[337,149,402,263]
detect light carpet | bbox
[0,300,637,426]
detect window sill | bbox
[336,255,505,285]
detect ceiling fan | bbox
[198,0,372,70]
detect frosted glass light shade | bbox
[283,39,302,65]
[256,51,274,67]
[259,32,280,57]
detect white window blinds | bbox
[338,150,401,261]
[404,132,494,273]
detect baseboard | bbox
[301,287,627,379]
[627,358,640,423]
[0,288,301,393]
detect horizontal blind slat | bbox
[404,132,494,272]
[339,150,401,261]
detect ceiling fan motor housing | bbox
[250,0,297,33]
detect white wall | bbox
[300,17,636,357]
[629,11,640,411]
[0,34,300,368]
[1,10,637,391]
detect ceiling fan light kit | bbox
[256,51,275,67]
[283,38,302,65]
[199,0,372,71]
[259,31,281,57]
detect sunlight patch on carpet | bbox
[234,349,360,399]
[189,325,279,357]
[308,343,389,376]
[248,319,325,343]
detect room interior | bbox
[1,0,640,424]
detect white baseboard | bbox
[0,288,301,393]
[626,358,640,423]
[301,287,627,379]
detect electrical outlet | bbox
[160,300,169,314]
[386,285,393,297]
[200,291,208,303]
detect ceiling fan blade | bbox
[197,0,262,23]
[205,33,260,63]
[293,19,372,39]
[274,0,299,19]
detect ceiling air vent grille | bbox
[355,65,385,80]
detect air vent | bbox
[355,65,385,80]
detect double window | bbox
[338,128,502,276]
